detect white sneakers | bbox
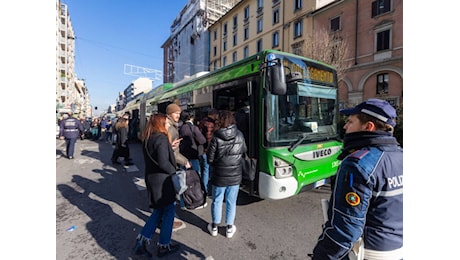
[194,202,208,210]
[207,223,217,236]
[226,225,236,238]
[207,223,237,238]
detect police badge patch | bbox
[345,192,360,206]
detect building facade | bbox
[311,0,402,108]
[56,1,91,118]
[162,0,242,83]
[207,0,402,108]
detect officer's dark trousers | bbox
[65,137,77,157]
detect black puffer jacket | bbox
[207,124,247,187]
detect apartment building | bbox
[208,0,402,108]
[56,1,91,118]
[312,0,402,108]
[162,0,242,83]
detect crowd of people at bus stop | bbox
[58,98,403,260]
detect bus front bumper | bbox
[258,172,297,200]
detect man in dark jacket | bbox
[311,99,403,260]
[206,110,247,239]
[59,112,84,159]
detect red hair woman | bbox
[132,113,180,257]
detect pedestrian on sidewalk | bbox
[105,119,113,143]
[166,103,190,229]
[111,117,133,166]
[206,110,247,238]
[59,112,84,159]
[179,109,208,209]
[132,113,180,258]
[199,108,219,195]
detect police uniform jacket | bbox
[143,132,177,209]
[207,124,247,187]
[59,117,84,139]
[313,131,403,260]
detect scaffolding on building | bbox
[205,0,242,26]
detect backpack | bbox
[182,169,205,209]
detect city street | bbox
[56,138,332,260]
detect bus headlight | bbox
[273,157,293,178]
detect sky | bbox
[64,0,189,115]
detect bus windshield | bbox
[265,55,338,146]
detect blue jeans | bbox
[201,154,210,194]
[139,202,176,246]
[190,159,201,175]
[65,137,77,157]
[210,184,239,226]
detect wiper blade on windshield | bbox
[288,133,310,152]
[288,133,338,152]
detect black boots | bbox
[132,237,152,258]
[157,243,180,257]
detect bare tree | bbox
[303,28,351,82]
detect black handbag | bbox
[241,153,256,181]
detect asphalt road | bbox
[56,138,332,260]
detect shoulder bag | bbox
[172,169,188,195]
[144,139,188,195]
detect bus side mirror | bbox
[270,62,287,95]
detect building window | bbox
[330,16,341,32]
[223,23,228,36]
[213,60,218,70]
[244,27,249,40]
[257,18,263,33]
[233,15,238,29]
[244,46,249,58]
[257,0,264,13]
[213,30,217,41]
[213,46,217,56]
[223,40,227,51]
[273,8,280,24]
[372,0,391,18]
[233,34,238,46]
[244,6,250,22]
[294,0,302,11]
[232,51,237,62]
[376,29,390,51]
[294,20,302,38]
[223,56,227,67]
[376,73,389,94]
[258,0,263,9]
[257,39,263,52]
[272,31,279,47]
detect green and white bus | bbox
[140,50,342,200]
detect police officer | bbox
[311,99,403,260]
[59,112,84,159]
